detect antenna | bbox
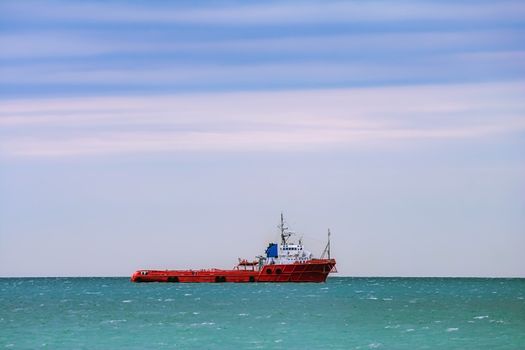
[328,229,331,259]
[321,228,331,259]
[279,212,293,245]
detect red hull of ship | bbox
[131,259,336,283]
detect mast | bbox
[327,228,331,259]
[321,228,331,259]
[279,212,292,245]
[280,212,287,244]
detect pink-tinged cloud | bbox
[1,81,524,157]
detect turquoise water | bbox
[1,277,524,349]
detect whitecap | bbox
[121,300,132,303]
[382,298,393,301]
[274,339,283,343]
[192,312,200,315]
[101,319,127,324]
[238,313,249,317]
[405,328,415,332]
[184,293,192,296]
[384,325,400,329]
[473,315,488,319]
[367,296,378,300]
[368,343,382,349]
[446,328,459,332]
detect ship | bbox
[131,214,336,283]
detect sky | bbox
[0,0,524,277]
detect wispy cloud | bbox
[1,1,524,98]
[1,82,524,157]
[2,50,524,89]
[3,1,525,24]
[1,30,523,59]
[0,1,523,157]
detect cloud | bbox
[3,1,525,24]
[1,29,523,59]
[1,1,523,98]
[2,48,524,89]
[1,82,524,157]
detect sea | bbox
[1,277,524,349]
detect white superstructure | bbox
[276,243,313,264]
[264,214,314,265]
